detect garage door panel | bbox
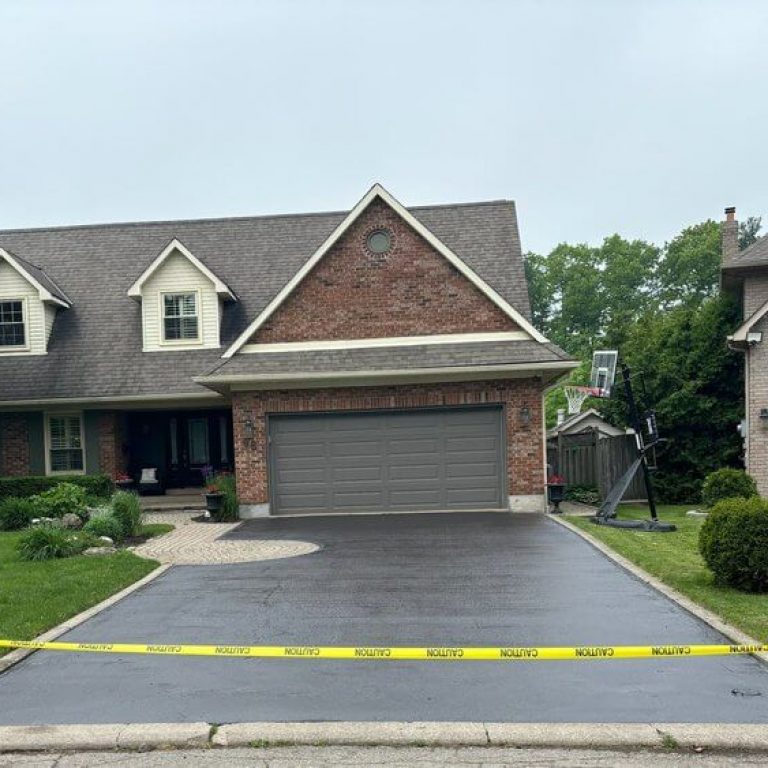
[270,407,504,514]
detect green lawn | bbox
[0,524,171,654]
[567,505,768,642]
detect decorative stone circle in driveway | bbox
[135,511,319,565]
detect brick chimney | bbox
[722,206,739,265]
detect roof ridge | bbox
[0,199,515,237]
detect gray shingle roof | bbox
[723,232,768,270]
[2,249,72,305]
[200,340,574,384]
[0,199,543,403]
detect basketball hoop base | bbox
[590,516,676,533]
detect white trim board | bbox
[729,298,768,344]
[240,331,531,354]
[223,183,548,358]
[128,238,236,300]
[0,248,71,307]
[195,359,579,391]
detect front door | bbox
[166,413,230,487]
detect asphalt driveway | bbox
[0,512,767,724]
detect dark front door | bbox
[128,410,233,489]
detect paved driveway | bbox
[1,513,767,724]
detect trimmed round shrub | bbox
[699,497,768,592]
[16,526,94,561]
[30,482,88,521]
[111,491,143,537]
[83,514,124,542]
[0,497,36,531]
[701,468,757,508]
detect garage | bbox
[269,406,506,514]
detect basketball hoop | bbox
[564,385,594,415]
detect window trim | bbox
[158,289,203,346]
[0,297,30,353]
[44,411,86,476]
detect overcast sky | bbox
[1,0,766,253]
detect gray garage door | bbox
[269,406,505,515]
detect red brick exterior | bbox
[232,379,543,506]
[253,198,518,343]
[98,412,127,479]
[0,416,31,476]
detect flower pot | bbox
[205,492,224,513]
[546,483,566,513]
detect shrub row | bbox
[701,468,757,508]
[0,474,113,502]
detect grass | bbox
[567,505,768,642]
[0,522,173,655]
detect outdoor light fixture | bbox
[519,406,532,425]
[242,418,255,440]
[747,332,763,345]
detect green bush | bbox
[16,525,94,561]
[699,497,768,592]
[0,497,36,531]
[701,468,758,508]
[565,485,600,505]
[111,491,143,537]
[83,514,124,542]
[30,482,88,521]
[210,473,238,522]
[0,474,113,502]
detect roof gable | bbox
[127,238,236,300]
[223,184,546,358]
[0,247,71,307]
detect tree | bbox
[739,216,763,250]
[599,295,743,502]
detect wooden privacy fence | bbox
[547,429,647,501]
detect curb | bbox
[0,564,172,675]
[550,515,768,664]
[2,722,768,753]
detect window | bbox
[0,300,25,348]
[47,414,84,473]
[163,293,199,341]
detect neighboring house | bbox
[722,205,768,495]
[546,408,625,441]
[0,184,577,516]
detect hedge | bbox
[0,474,114,501]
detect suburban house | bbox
[723,205,768,495]
[0,184,577,516]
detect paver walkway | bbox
[136,511,318,565]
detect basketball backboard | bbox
[590,350,618,397]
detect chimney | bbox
[722,206,739,265]
[557,408,566,426]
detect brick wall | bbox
[742,273,768,494]
[232,378,543,507]
[0,416,31,476]
[253,198,518,343]
[98,412,127,479]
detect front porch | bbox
[124,408,233,493]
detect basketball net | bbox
[564,385,601,415]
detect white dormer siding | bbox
[140,249,221,352]
[0,260,47,355]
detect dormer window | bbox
[163,292,200,342]
[0,299,26,349]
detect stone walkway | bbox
[136,511,319,565]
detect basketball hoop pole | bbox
[621,362,658,522]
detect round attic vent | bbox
[366,229,392,255]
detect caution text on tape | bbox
[1,639,766,661]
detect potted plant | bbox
[546,473,567,514]
[115,473,134,492]
[204,483,224,515]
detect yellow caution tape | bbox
[0,639,766,660]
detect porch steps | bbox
[139,494,205,512]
